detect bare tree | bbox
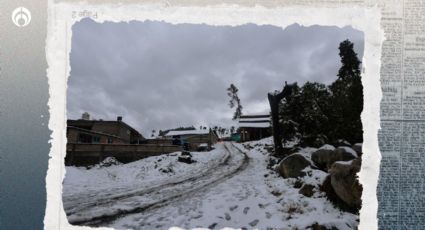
[227,84,243,120]
[268,82,296,155]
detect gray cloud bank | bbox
[67,19,364,137]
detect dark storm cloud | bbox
[67,19,364,137]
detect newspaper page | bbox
[376,0,425,228]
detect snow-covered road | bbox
[64,143,249,227]
[63,139,358,229]
[110,143,289,230]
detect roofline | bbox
[67,119,144,138]
[67,126,125,140]
[239,115,270,119]
[239,120,270,123]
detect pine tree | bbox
[329,39,363,144]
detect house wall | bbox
[240,127,271,142]
[67,127,125,144]
[184,131,218,149]
[67,128,79,143]
[68,120,144,143]
[92,122,131,142]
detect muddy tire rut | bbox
[65,142,248,227]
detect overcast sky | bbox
[67,19,364,137]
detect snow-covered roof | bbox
[239,122,270,128]
[239,117,270,122]
[165,129,210,136]
[238,114,270,128]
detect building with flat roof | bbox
[238,114,272,142]
[162,128,218,150]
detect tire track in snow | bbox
[63,148,231,216]
[67,142,249,227]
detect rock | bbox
[282,146,302,155]
[97,157,121,167]
[178,151,196,164]
[312,145,357,171]
[335,146,358,158]
[333,139,351,147]
[224,213,231,221]
[299,134,328,148]
[181,150,192,157]
[249,219,259,227]
[265,212,272,219]
[293,180,303,189]
[320,174,355,213]
[243,207,250,214]
[159,167,173,174]
[299,184,315,197]
[208,223,217,229]
[352,143,363,156]
[178,155,195,164]
[313,135,328,147]
[267,156,280,170]
[329,158,362,212]
[264,145,274,154]
[309,223,338,230]
[277,154,311,178]
[320,175,337,201]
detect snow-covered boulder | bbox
[281,146,302,156]
[312,145,357,172]
[299,135,328,148]
[329,158,362,211]
[333,139,352,147]
[352,143,363,156]
[277,154,312,178]
[178,151,195,164]
[96,157,122,168]
[309,223,339,230]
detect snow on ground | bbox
[233,138,358,230]
[63,145,227,197]
[63,138,358,229]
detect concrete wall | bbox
[66,143,182,166]
[142,138,173,145]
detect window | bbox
[107,138,113,144]
[78,133,92,143]
[92,136,100,143]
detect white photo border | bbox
[45,3,384,229]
